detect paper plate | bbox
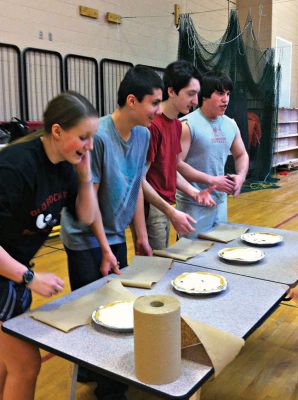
[218,247,265,263]
[240,232,283,246]
[91,300,134,332]
[171,272,227,295]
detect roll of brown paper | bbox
[134,295,181,384]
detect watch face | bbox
[23,269,35,285]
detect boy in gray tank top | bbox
[177,71,249,235]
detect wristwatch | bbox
[22,268,35,286]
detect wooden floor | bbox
[31,172,298,400]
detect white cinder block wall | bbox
[2,1,296,106]
[0,0,235,67]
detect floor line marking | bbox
[273,212,298,228]
[41,352,55,363]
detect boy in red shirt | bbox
[143,60,216,249]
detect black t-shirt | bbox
[0,137,77,268]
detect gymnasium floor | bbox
[31,171,298,400]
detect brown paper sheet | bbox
[198,224,249,243]
[181,316,244,376]
[153,238,214,261]
[181,317,201,348]
[30,280,137,332]
[119,256,173,289]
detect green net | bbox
[178,11,280,182]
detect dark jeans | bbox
[65,243,127,291]
[64,243,128,399]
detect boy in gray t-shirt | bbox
[61,65,163,286]
[60,66,163,400]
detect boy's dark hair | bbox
[163,60,202,100]
[199,71,233,106]
[117,65,164,107]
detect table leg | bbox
[189,388,201,400]
[68,363,78,400]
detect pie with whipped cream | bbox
[218,247,265,263]
[172,272,227,294]
[241,232,283,245]
[92,300,134,331]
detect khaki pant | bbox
[145,203,171,250]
